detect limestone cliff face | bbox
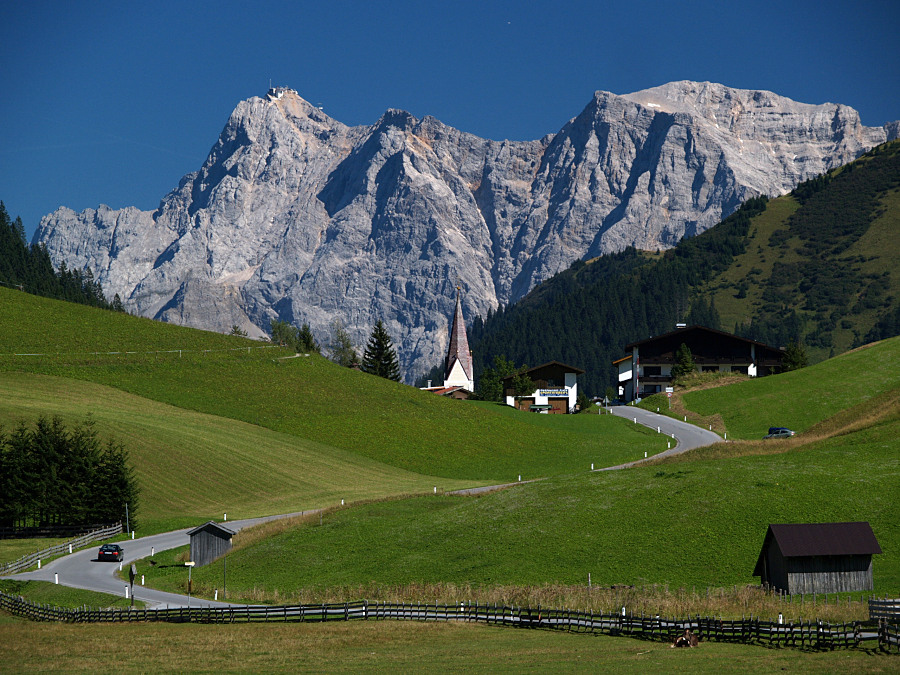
[35,82,897,380]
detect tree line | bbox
[0,201,123,310]
[0,417,138,530]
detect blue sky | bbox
[2,0,898,240]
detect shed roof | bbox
[753,522,881,576]
[187,520,236,538]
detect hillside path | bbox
[603,406,722,470]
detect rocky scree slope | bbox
[35,81,897,380]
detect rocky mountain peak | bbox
[35,82,897,381]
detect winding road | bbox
[604,405,722,469]
[3,409,721,608]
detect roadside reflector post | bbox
[125,585,129,599]
[141,575,145,585]
[68,544,72,554]
[132,531,135,539]
[644,451,647,458]
[151,546,154,557]
[634,417,636,424]
[54,573,58,584]
[215,589,218,601]
[224,513,227,521]
[434,486,437,494]
[657,426,660,433]
[37,560,40,569]
[591,463,594,471]
[119,561,122,571]
[518,475,521,482]
[724,432,727,440]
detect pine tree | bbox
[670,343,697,380]
[781,340,809,371]
[362,320,401,381]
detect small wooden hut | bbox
[188,521,236,568]
[753,522,882,594]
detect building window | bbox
[644,366,661,376]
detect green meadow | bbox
[683,337,900,439]
[138,396,899,598]
[0,287,665,533]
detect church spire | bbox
[444,286,474,391]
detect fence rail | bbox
[870,598,900,622]
[1,592,897,652]
[0,523,123,575]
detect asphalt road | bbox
[605,405,722,469]
[3,512,310,609]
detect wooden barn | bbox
[188,521,235,568]
[753,522,882,594]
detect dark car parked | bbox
[97,543,124,562]
[764,427,795,439]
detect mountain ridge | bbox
[35,81,898,380]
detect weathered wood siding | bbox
[786,555,874,594]
[190,528,232,568]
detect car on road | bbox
[97,544,124,562]
[764,427,795,439]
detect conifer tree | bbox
[362,320,401,381]
[670,343,697,380]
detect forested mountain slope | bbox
[468,141,900,394]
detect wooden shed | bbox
[753,522,882,594]
[188,521,235,568]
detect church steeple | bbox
[444,286,474,392]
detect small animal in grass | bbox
[671,628,699,648]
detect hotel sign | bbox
[539,388,568,397]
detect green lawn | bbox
[0,579,143,609]
[137,404,900,599]
[0,372,480,533]
[683,337,900,439]
[0,288,667,484]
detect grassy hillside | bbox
[0,287,666,531]
[140,396,899,597]
[682,337,900,439]
[0,372,476,531]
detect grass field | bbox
[1,612,896,673]
[134,396,899,604]
[682,337,900,439]
[0,579,143,610]
[0,288,667,488]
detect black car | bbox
[98,543,124,562]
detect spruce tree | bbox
[362,320,401,381]
[670,343,697,380]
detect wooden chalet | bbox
[753,522,882,594]
[617,324,784,400]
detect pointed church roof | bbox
[445,288,473,383]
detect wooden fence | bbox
[1,592,897,652]
[0,523,123,575]
[870,598,900,621]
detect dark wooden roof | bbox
[500,361,585,382]
[624,324,781,352]
[753,522,881,575]
[187,520,236,538]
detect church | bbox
[421,288,474,399]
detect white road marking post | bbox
[54,573,58,584]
